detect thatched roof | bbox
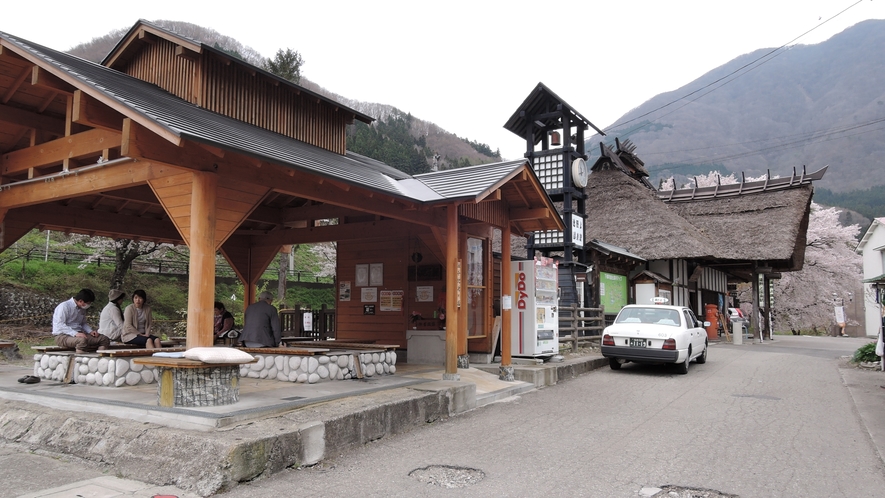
[667,185,813,268]
[584,165,816,276]
[584,168,716,260]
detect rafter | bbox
[0,159,181,209]
[7,203,181,243]
[73,90,125,131]
[0,128,122,175]
[0,103,65,135]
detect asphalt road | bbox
[221,335,885,497]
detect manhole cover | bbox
[409,465,484,488]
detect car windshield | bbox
[615,307,681,326]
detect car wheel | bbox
[696,341,708,364]
[675,347,690,374]
[609,358,622,370]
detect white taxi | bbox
[601,303,709,374]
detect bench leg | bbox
[158,368,175,407]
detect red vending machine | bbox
[511,257,559,357]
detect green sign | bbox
[599,272,628,311]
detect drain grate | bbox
[409,465,484,488]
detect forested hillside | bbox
[587,19,885,216]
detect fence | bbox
[9,248,333,283]
[279,305,336,341]
[558,304,605,352]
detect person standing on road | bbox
[52,288,110,353]
[240,291,281,348]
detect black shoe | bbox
[21,376,40,384]
[17,375,30,383]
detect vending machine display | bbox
[511,257,559,357]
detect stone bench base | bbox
[33,350,398,387]
[241,350,397,383]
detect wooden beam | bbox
[0,159,180,209]
[445,203,460,378]
[2,66,31,104]
[7,204,181,243]
[0,128,122,175]
[72,90,125,131]
[248,218,415,246]
[31,66,75,94]
[0,103,65,136]
[186,171,217,349]
[510,208,550,221]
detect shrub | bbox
[852,342,880,363]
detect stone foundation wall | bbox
[33,354,160,386]
[240,351,397,383]
[33,350,397,387]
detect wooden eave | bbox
[103,21,203,69]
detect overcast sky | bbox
[3,1,884,160]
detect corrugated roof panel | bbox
[1,33,405,197]
[414,160,526,200]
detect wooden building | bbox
[584,137,826,338]
[0,21,563,376]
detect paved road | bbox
[221,335,885,497]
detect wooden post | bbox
[186,171,217,349]
[501,221,512,367]
[444,204,460,379]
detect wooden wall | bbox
[337,236,449,348]
[118,39,349,154]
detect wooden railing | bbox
[558,304,605,352]
[279,305,336,341]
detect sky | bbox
[3,0,884,160]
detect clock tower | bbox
[504,83,604,307]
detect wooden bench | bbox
[133,356,258,407]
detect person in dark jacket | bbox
[240,291,281,348]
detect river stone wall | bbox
[33,350,397,387]
[240,351,397,383]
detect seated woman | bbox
[99,289,126,343]
[122,289,162,349]
[214,301,235,343]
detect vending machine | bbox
[511,257,559,357]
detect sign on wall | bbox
[599,272,628,311]
[571,215,584,247]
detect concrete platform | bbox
[0,355,598,496]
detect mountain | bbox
[67,20,500,171]
[587,19,885,198]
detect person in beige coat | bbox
[99,288,126,342]
[122,289,162,349]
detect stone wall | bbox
[33,354,160,386]
[0,286,60,327]
[33,350,397,387]
[242,351,397,383]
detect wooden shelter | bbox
[0,21,563,377]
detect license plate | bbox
[629,338,646,347]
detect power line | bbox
[602,0,865,134]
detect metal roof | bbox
[503,82,604,145]
[0,31,561,217]
[100,20,374,125]
[413,160,529,202]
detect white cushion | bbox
[183,347,254,364]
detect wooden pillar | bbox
[444,204,460,379]
[186,171,217,349]
[763,274,772,340]
[501,223,512,367]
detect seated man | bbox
[52,288,111,353]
